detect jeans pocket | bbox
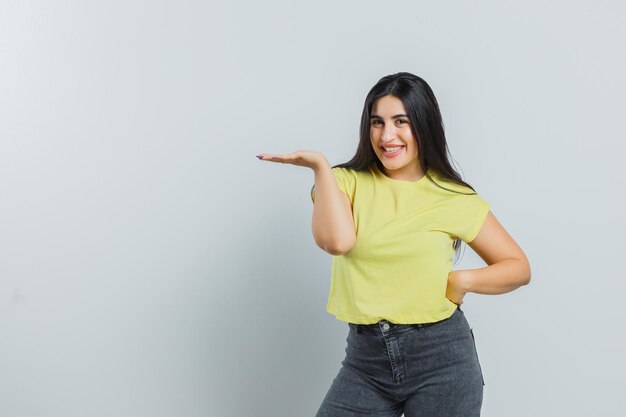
[469,328,486,386]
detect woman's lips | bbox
[381,146,405,158]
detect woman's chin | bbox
[381,160,405,171]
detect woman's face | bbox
[369,95,422,180]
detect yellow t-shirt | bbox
[311,164,490,324]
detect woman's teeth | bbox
[381,145,404,158]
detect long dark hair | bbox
[334,72,481,264]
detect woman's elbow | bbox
[519,258,532,285]
[320,236,356,256]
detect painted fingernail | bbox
[256,155,263,159]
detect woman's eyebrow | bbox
[370,114,408,119]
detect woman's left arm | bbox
[456,211,532,295]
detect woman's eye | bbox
[370,119,408,125]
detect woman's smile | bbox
[380,145,405,158]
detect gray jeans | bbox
[315,305,485,417]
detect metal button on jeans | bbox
[382,323,390,331]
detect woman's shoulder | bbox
[427,170,478,195]
[330,165,371,179]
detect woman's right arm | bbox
[257,150,356,256]
[311,159,356,255]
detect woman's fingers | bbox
[257,153,281,160]
[257,150,325,169]
[257,152,295,163]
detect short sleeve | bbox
[310,167,356,204]
[448,193,491,243]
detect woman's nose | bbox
[381,125,397,141]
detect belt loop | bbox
[350,323,361,334]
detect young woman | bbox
[257,72,531,417]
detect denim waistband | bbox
[348,305,461,335]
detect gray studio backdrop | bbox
[1,1,624,416]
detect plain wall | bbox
[1,0,625,416]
